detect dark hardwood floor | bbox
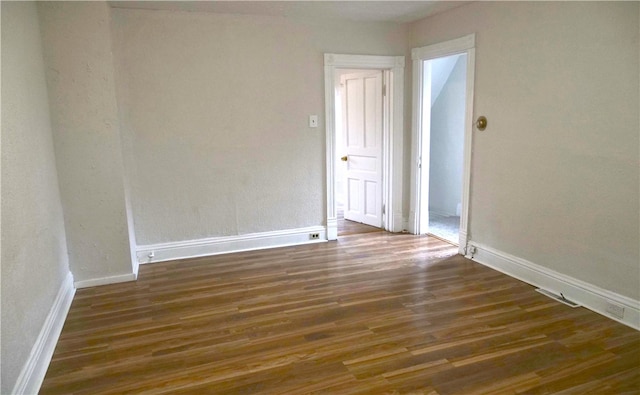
[40,229,640,394]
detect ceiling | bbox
[108,1,471,24]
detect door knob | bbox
[476,116,487,131]
[341,156,348,162]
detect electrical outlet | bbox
[310,233,320,240]
[605,302,625,319]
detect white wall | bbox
[110,8,409,245]
[412,1,640,300]
[38,2,137,284]
[428,55,466,216]
[429,55,459,106]
[1,2,70,392]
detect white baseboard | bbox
[392,211,405,233]
[407,211,416,234]
[400,216,410,233]
[467,242,640,330]
[137,226,327,264]
[132,260,139,280]
[74,272,136,289]
[428,209,456,218]
[457,230,468,254]
[12,272,76,395]
[327,218,338,241]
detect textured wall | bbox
[412,1,640,299]
[0,2,70,392]
[111,8,409,245]
[38,2,136,282]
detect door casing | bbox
[324,54,405,240]
[409,34,476,255]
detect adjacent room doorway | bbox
[425,53,466,244]
[410,35,476,254]
[324,54,405,240]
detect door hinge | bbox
[382,204,386,215]
[382,84,387,97]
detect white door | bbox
[341,71,383,228]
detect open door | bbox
[324,54,405,240]
[340,71,383,228]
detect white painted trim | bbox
[468,242,640,330]
[393,210,405,232]
[324,53,404,235]
[137,226,327,264]
[458,48,476,254]
[409,34,476,257]
[326,217,338,241]
[325,57,338,241]
[74,272,136,289]
[409,46,421,235]
[458,230,468,250]
[12,272,76,395]
[402,217,409,233]
[412,34,475,61]
[132,259,139,280]
[325,53,405,69]
[382,69,392,230]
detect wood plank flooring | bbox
[41,232,640,394]
[337,209,381,236]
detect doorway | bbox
[324,54,405,240]
[410,35,476,254]
[336,69,385,235]
[425,53,467,244]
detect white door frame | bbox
[409,34,476,254]
[324,54,405,240]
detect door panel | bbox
[348,155,376,172]
[347,178,359,212]
[364,77,378,148]
[365,180,377,216]
[346,78,364,149]
[341,71,383,227]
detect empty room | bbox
[2,1,639,394]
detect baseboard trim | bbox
[74,272,137,289]
[137,226,327,264]
[428,209,456,218]
[392,211,405,233]
[327,218,338,241]
[12,272,76,395]
[132,260,139,280]
[467,242,640,330]
[401,216,410,233]
[457,230,468,254]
